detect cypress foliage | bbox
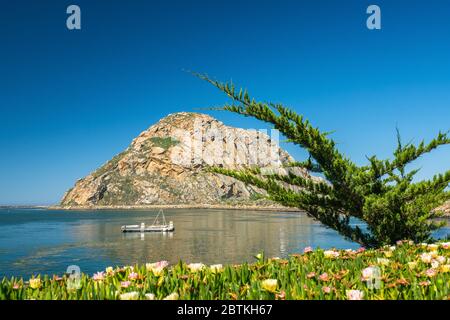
[195,73,450,247]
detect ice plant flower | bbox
[303,246,313,254]
[436,256,446,264]
[29,278,41,289]
[346,290,364,300]
[105,267,114,275]
[145,293,156,300]
[307,272,316,279]
[425,268,437,277]
[323,250,339,259]
[440,265,450,273]
[427,244,439,251]
[119,292,139,300]
[163,292,179,300]
[441,242,450,249]
[210,264,224,273]
[13,283,21,290]
[261,279,278,293]
[407,262,417,270]
[121,281,131,288]
[376,258,390,266]
[146,261,169,276]
[420,253,433,263]
[357,247,366,253]
[319,273,330,281]
[322,286,331,294]
[431,260,440,269]
[93,271,105,281]
[383,251,393,258]
[187,263,206,272]
[128,272,139,280]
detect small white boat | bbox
[121,210,174,233]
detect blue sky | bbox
[0,0,449,205]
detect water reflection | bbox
[0,208,448,278]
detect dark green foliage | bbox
[195,73,450,247]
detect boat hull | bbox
[121,225,175,233]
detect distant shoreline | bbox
[47,204,303,212]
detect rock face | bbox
[61,112,311,208]
[439,201,450,215]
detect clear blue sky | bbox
[1,0,449,205]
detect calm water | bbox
[0,208,448,278]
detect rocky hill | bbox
[60,112,311,209]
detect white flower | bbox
[389,246,396,251]
[120,292,139,300]
[420,253,433,263]
[187,263,206,272]
[210,264,224,273]
[145,293,156,300]
[437,256,446,264]
[163,292,179,300]
[346,290,364,300]
[323,250,339,259]
[431,260,440,269]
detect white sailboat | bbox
[121,210,174,233]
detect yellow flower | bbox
[105,266,114,274]
[383,251,393,258]
[377,258,390,266]
[407,262,417,270]
[427,244,439,251]
[441,265,450,273]
[261,279,278,293]
[29,278,41,289]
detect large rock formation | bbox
[60,112,311,208]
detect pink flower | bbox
[322,286,331,294]
[357,247,366,253]
[319,273,330,281]
[425,268,437,278]
[121,281,132,288]
[306,272,316,279]
[155,260,169,268]
[303,246,313,254]
[92,271,105,281]
[13,283,20,290]
[128,272,139,280]
[419,281,431,286]
[361,267,376,281]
